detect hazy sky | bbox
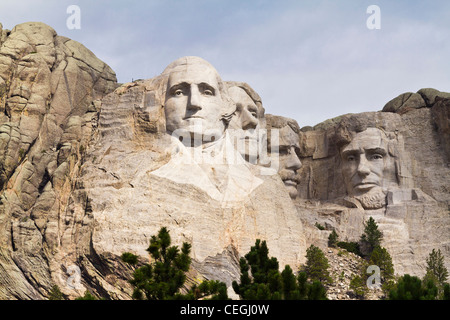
[1,0,449,127]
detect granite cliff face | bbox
[0,22,117,299]
[0,22,449,300]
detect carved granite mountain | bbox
[0,22,448,300]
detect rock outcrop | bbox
[296,89,450,278]
[0,22,117,299]
[0,22,448,300]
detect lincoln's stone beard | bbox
[353,188,387,209]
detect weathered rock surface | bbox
[0,21,448,301]
[0,22,117,299]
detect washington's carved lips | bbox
[183,115,204,120]
[283,179,298,187]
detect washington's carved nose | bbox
[187,86,202,111]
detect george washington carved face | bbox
[163,57,232,145]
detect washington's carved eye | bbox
[174,89,184,96]
[203,89,213,96]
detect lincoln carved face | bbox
[163,57,231,144]
[340,127,396,202]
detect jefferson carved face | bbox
[271,125,302,199]
[164,58,227,143]
[340,127,396,198]
[228,86,261,163]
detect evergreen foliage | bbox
[232,240,328,300]
[121,252,139,265]
[425,248,448,286]
[48,285,64,300]
[443,283,450,300]
[232,240,282,299]
[389,274,438,300]
[349,275,368,298]
[360,217,383,256]
[328,230,338,248]
[75,290,97,300]
[368,247,394,279]
[304,245,332,284]
[123,227,228,300]
[336,241,362,257]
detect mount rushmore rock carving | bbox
[0,22,448,299]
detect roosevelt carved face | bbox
[271,125,302,199]
[340,128,396,199]
[228,86,261,163]
[164,57,227,144]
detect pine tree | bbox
[48,285,64,300]
[232,239,282,299]
[368,246,395,286]
[121,252,138,265]
[281,265,300,300]
[304,245,332,284]
[388,274,438,300]
[123,227,228,300]
[188,280,229,300]
[425,248,449,287]
[360,217,383,256]
[328,230,338,248]
[297,271,309,299]
[308,281,328,300]
[349,275,368,298]
[443,283,450,300]
[75,290,97,300]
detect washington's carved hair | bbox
[159,56,235,128]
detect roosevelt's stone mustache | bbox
[279,169,301,183]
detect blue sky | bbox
[1,0,449,127]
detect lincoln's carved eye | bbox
[203,89,213,96]
[371,154,383,160]
[347,155,356,162]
